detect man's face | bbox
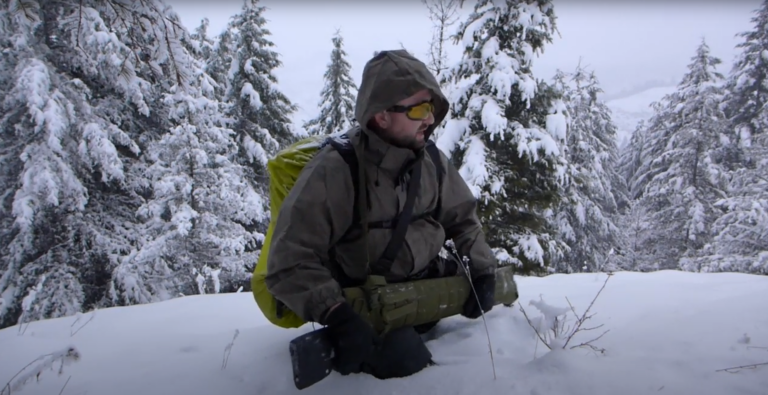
[373,89,435,150]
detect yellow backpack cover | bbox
[250,131,349,328]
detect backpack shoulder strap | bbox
[325,134,361,226]
[324,136,442,274]
[425,141,444,220]
[425,141,444,181]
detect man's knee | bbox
[413,320,439,334]
[361,326,434,379]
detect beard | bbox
[387,128,427,151]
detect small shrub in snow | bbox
[519,273,612,355]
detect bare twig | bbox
[715,361,768,373]
[70,311,96,337]
[518,304,552,351]
[76,0,83,48]
[562,273,613,349]
[58,375,72,395]
[519,273,612,355]
[221,329,240,370]
[459,256,497,380]
[569,329,611,354]
[17,319,32,336]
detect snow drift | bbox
[1,270,767,395]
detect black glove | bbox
[462,274,496,319]
[322,302,380,375]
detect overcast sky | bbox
[167,0,759,125]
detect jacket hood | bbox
[354,50,449,140]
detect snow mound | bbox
[1,271,767,395]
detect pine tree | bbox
[722,0,768,150]
[436,0,567,273]
[551,65,628,273]
[696,2,768,274]
[615,199,654,271]
[423,0,461,143]
[634,39,730,271]
[618,119,650,200]
[205,28,236,100]
[698,158,768,274]
[0,0,190,328]
[189,18,215,67]
[302,30,358,136]
[132,66,267,298]
[225,0,298,157]
[124,6,267,300]
[423,0,461,78]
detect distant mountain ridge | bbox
[601,78,679,102]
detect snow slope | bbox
[2,271,767,395]
[606,86,677,148]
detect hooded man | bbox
[264,50,498,378]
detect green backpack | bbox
[251,129,444,328]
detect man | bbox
[264,50,497,378]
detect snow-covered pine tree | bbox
[622,98,677,205]
[550,65,628,273]
[189,18,216,71]
[302,30,358,136]
[697,155,768,274]
[618,119,649,200]
[0,0,189,328]
[436,0,567,274]
[225,0,299,166]
[694,2,768,274]
[204,28,236,100]
[614,199,654,271]
[634,39,731,271]
[127,7,267,299]
[722,0,768,151]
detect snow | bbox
[514,234,546,265]
[480,98,507,138]
[545,100,568,142]
[79,122,124,183]
[3,271,767,395]
[435,118,469,158]
[240,82,262,108]
[457,135,490,199]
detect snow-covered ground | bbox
[2,271,767,395]
[606,86,678,148]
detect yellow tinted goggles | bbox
[388,101,435,120]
